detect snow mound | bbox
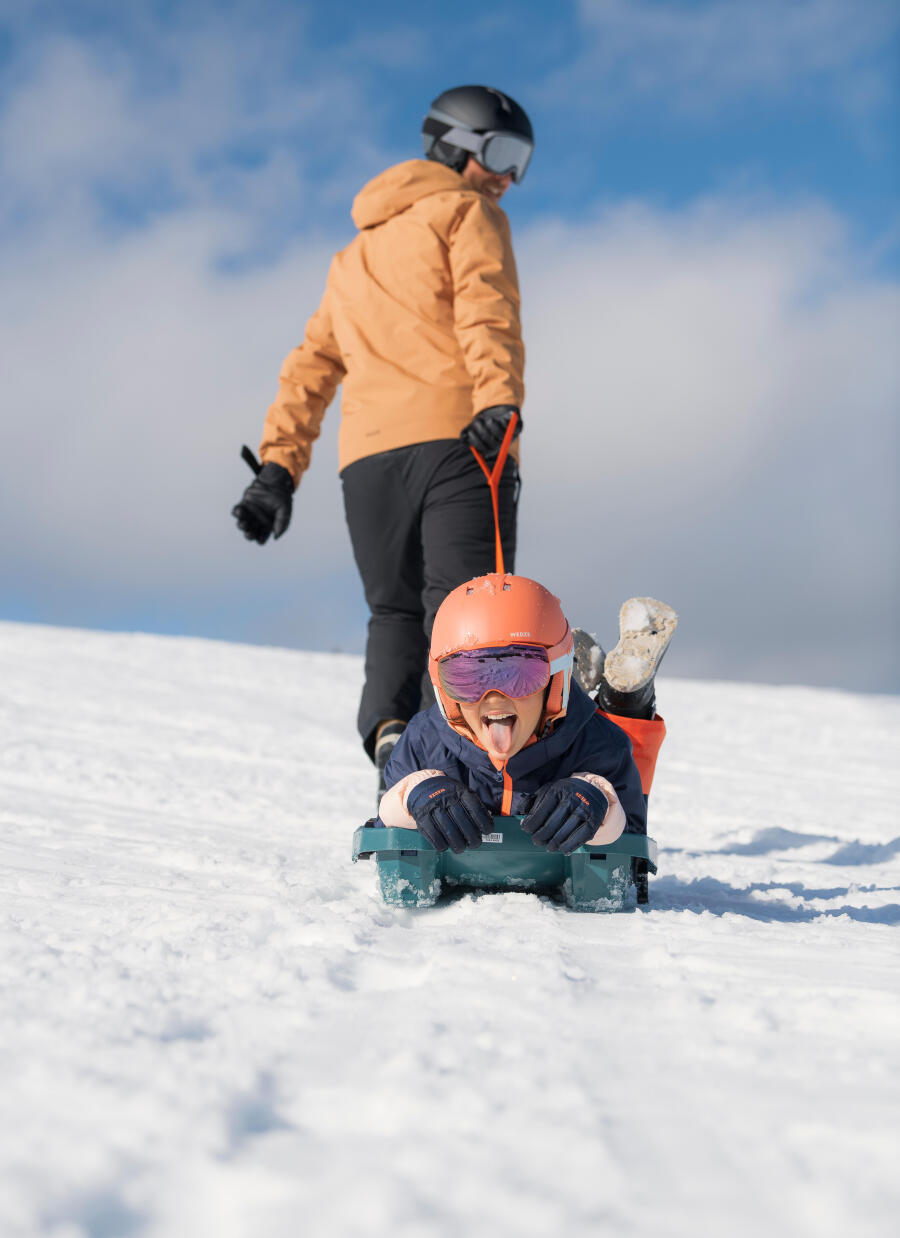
[1,621,898,1238]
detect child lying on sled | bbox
[378,573,675,855]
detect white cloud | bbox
[1,39,136,189]
[520,196,851,484]
[2,185,897,688]
[559,0,899,113]
[0,16,384,245]
[515,197,900,687]
[1,206,349,570]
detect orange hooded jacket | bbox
[258,160,525,485]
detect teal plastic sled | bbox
[352,815,657,911]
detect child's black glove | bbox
[232,447,294,544]
[460,405,522,459]
[405,776,492,854]
[521,778,610,855]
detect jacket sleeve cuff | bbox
[377,769,446,827]
[258,449,300,487]
[571,772,626,844]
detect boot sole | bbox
[604,598,678,693]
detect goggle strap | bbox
[437,126,485,157]
[549,651,574,677]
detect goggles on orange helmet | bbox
[437,643,566,704]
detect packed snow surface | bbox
[1,621,898,1238]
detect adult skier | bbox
[232,85,534,793]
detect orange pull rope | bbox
[469,411,518,575]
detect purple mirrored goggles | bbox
[437,644,551,704]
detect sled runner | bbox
[352,815,657,911]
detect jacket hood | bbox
[351,159,470,230]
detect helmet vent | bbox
[487,87,512,116]
[503,582,511,590]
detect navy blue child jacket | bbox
[382,681,647,834]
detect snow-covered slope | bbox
[1,621,898,1238]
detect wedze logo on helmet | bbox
[428,573,574,733]
[422,84,534,183]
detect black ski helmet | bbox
[422,85,534,182]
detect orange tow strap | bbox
[468,411,518,574]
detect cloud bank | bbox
[3,186,897,687]
[516,197,899,688]
[564,0,899,115]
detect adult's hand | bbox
[232,459,294,544]
[405,775,492,854]
[460,405,522,459]
[521,778,610,855]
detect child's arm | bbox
[381,771,492,854]
[568,773,627,844]
[379,769,446,827]
[522,774,624,854]
[573,725,648,835]
[376,713,491,854]
[378,720,445,826]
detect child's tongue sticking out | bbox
[485,710,517,756]
[458,688,545,762]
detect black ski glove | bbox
[521,778,610,855]
[405,775,492,854]
[460,405,522,459]
[232,447,294,544]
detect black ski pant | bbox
[341,438,518,759]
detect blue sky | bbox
[2,0,898,692]
[5,1,896,250]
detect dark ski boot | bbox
[374,720,406,808]
[572,627,606,695]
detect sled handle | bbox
[469,411,518,575]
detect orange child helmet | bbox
[429,573,575,732]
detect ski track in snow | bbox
[1,621,898,1238]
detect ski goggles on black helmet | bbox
[437,644,555,703]
[423,112,533,183]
